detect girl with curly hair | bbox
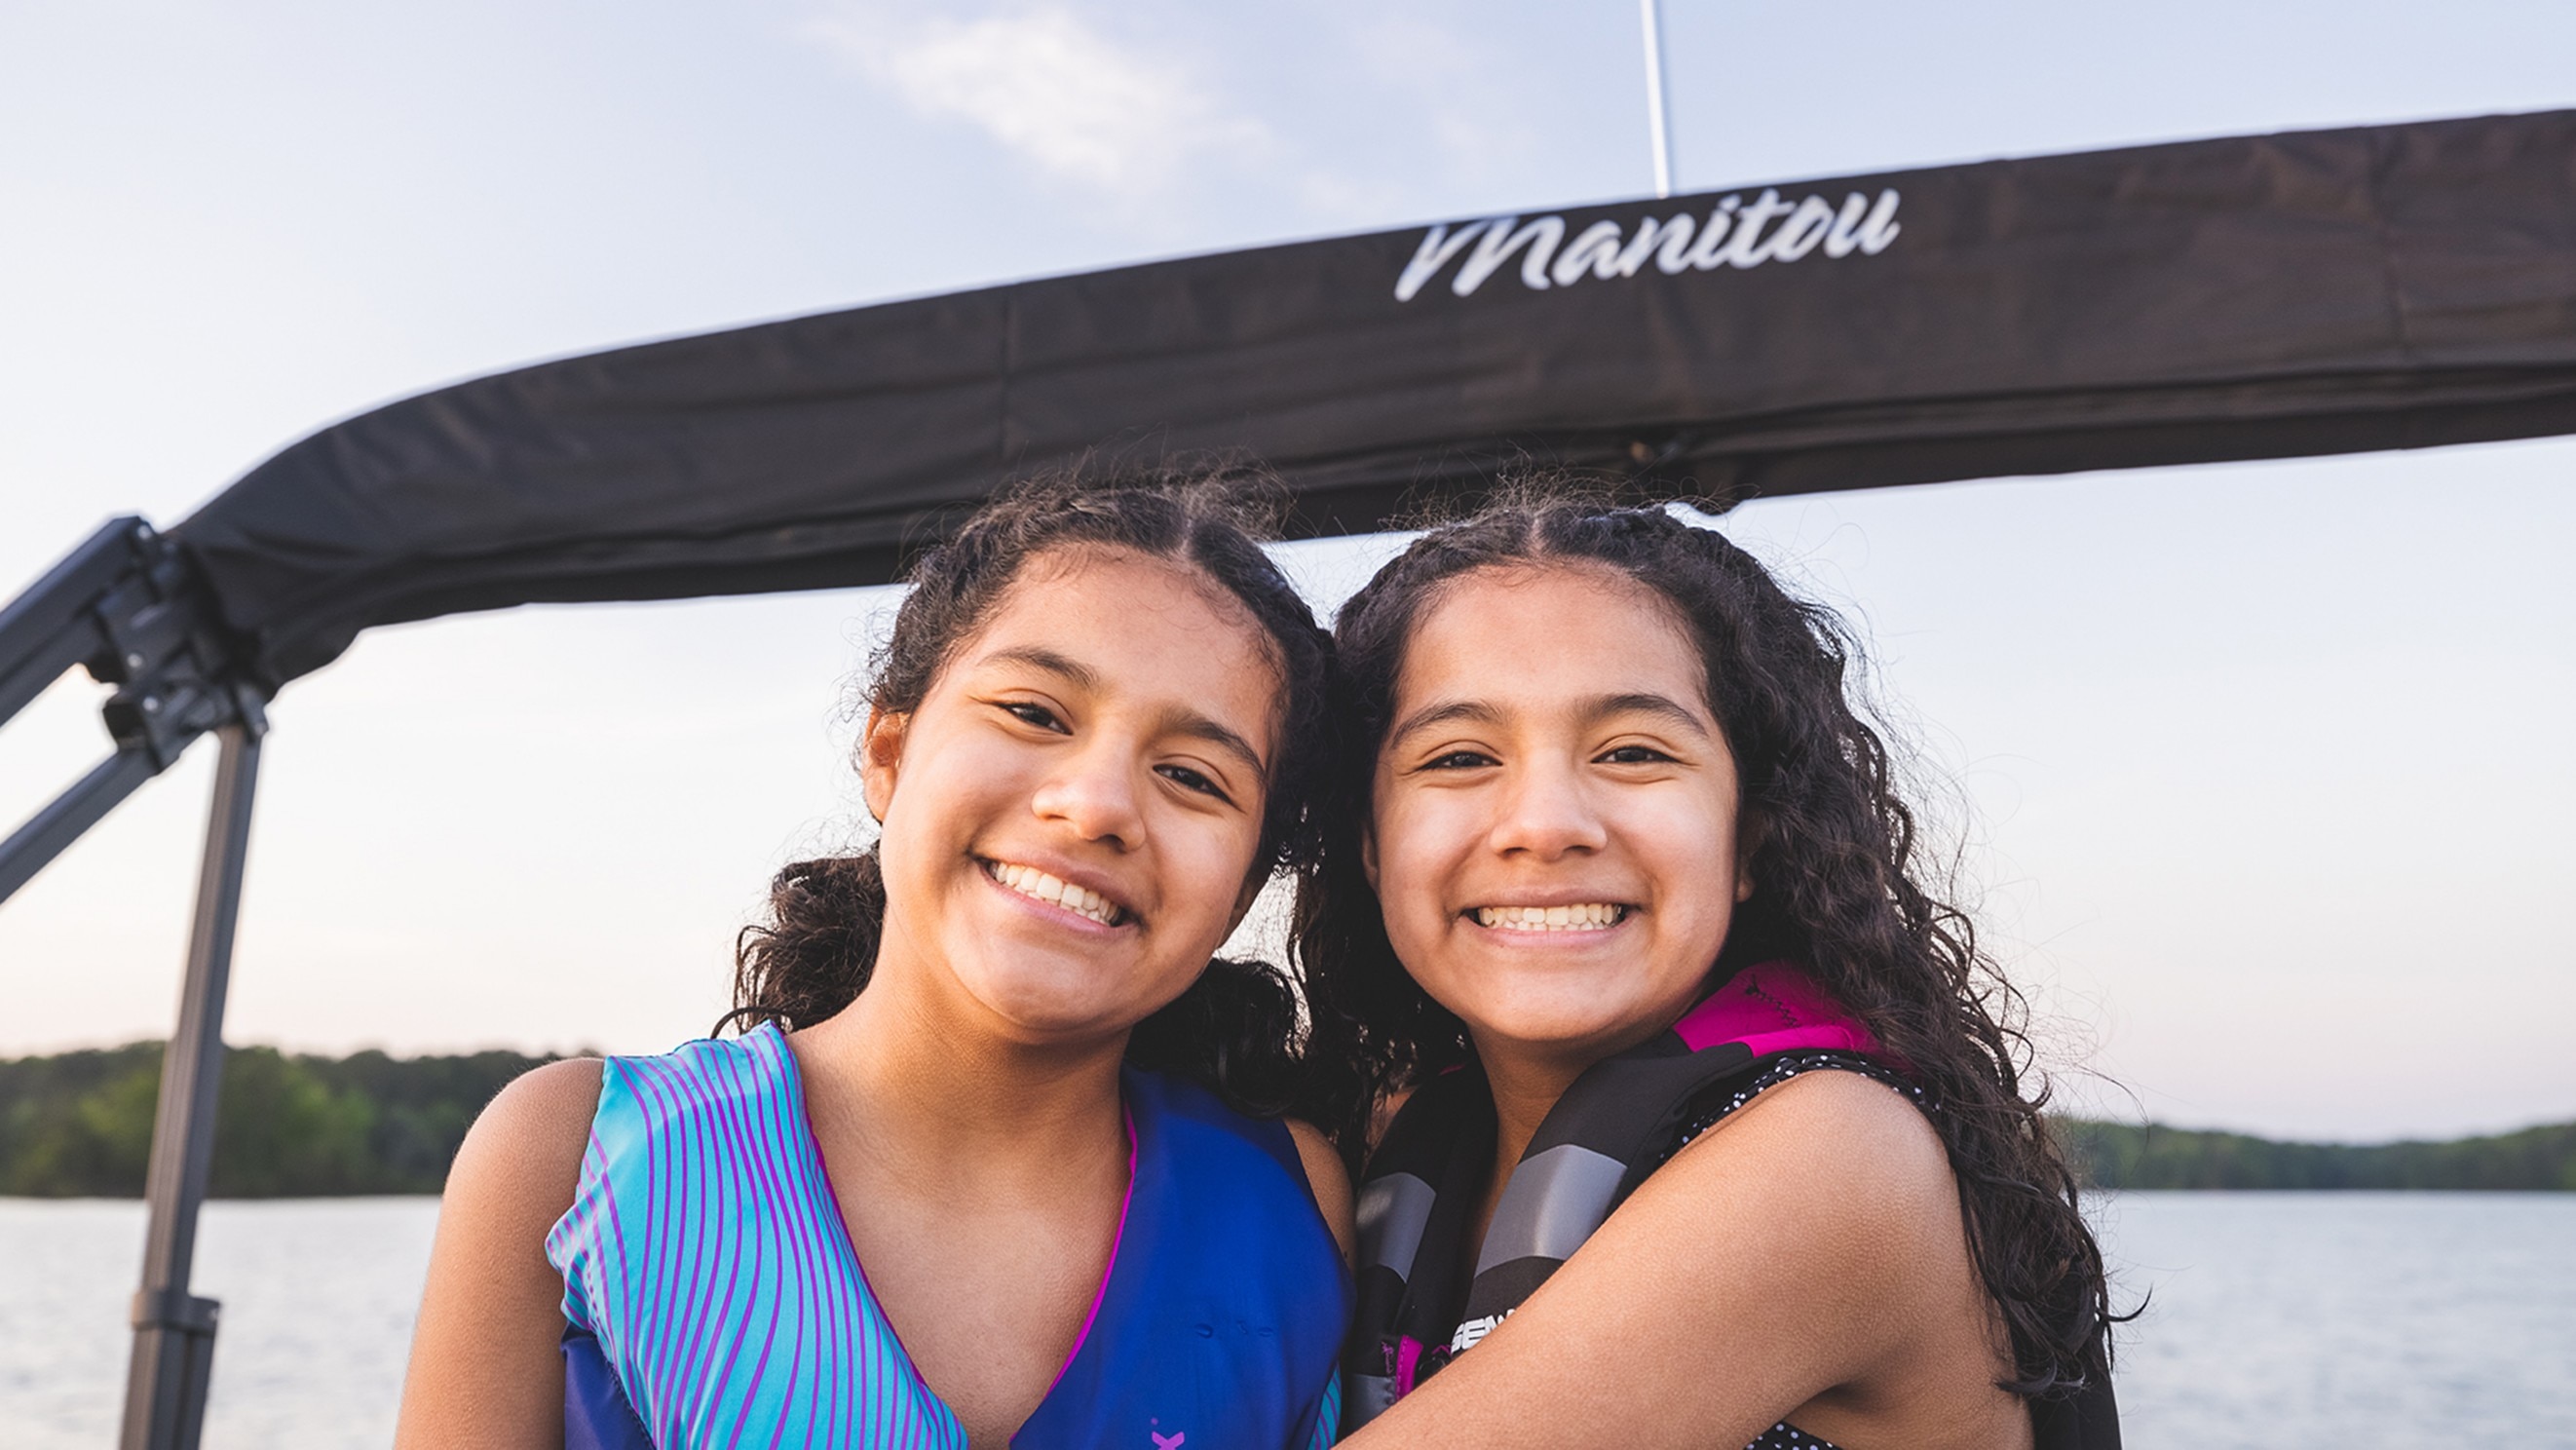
[1298,484,2119,1450]
[401,473,1353,1449]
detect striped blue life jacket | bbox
[547,1024,1350,1449]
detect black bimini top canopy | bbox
[173,106,2576,688]
[6,105,2576,897]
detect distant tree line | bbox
[0,1042,563,1198]
[5,1042,2573,1196]
[2056,1117,2576,1192]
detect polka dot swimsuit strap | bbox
[1662,1049,1929,1169]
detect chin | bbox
[1464,997,1644,1057]
[982,994,1123,1041]
[954,968,1102,1034]
[966,969,1183,1046]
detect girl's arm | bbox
[396,1058,602,1450]
[1342,1070,2020,1450]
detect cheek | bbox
[885,746,998,847]
[1163,809,1268,926]
[1367,796,1475,955]
[878,744,1036,913]
[1631,794,1742,928]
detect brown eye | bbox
[1423,750,1496,771]
[1156,764,1231,803]
[1598,745,1674,765]
[1000,701,1068,733]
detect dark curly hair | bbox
[722,466,1334,1118]
[1293,480,2115,1398]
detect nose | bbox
[1029,734,1146,850]
[1485,756,1606,860]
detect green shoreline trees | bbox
[2054,1117,2576,1192]
[3,1043,2571,1196]
[0,1042,563,1198]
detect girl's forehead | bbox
[1014,543,1232,610]
[1402,561,1702,684]
[953,548,1288,723]
[985,546,1274,658]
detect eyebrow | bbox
[1387,692,1713,746]
[981,645,1103,692]
[1584,692,1715,740]
[1386,698,1505,749]
[979,644,1269,782]
[1163,709,1271,783]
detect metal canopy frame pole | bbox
[0,748,158,904]
[119,710,265,1450]
[1639,0,1676,198]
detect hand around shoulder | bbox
[396,1057,604,1450]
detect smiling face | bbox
[860,547,1282,1048]
[1367,562,1751,1069]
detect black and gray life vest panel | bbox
[1343,961,2121,1449]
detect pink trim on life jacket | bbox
[1673,962,1883,1058]
[1393,1336,1426,1395]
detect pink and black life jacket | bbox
[1344,961,2121,1449]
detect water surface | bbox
[3,1192,2570,1447]
[0,1198,437,1449]
[2098,1192,2576,1446]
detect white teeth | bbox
[987,861,1121,926]
[1473,903,1624,932]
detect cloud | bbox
[807,4,1271,197]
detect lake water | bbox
[2,1193,2570,1446]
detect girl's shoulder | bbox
[398,1055,606,1443]
[1663,1062,1954,1226]
[445,1056,602,1222]
[1642,1061,1971,1323]
[1663,1050,1927,1171]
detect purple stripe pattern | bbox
[545,1026,967,1448]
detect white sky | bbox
[2,0,2571,1141]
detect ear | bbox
[1360,822,1381,895]
[859,707,910,825]
[1732,808,1762,903]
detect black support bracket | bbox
[0,517,264,907]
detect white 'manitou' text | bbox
[1393,188,1902,302]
